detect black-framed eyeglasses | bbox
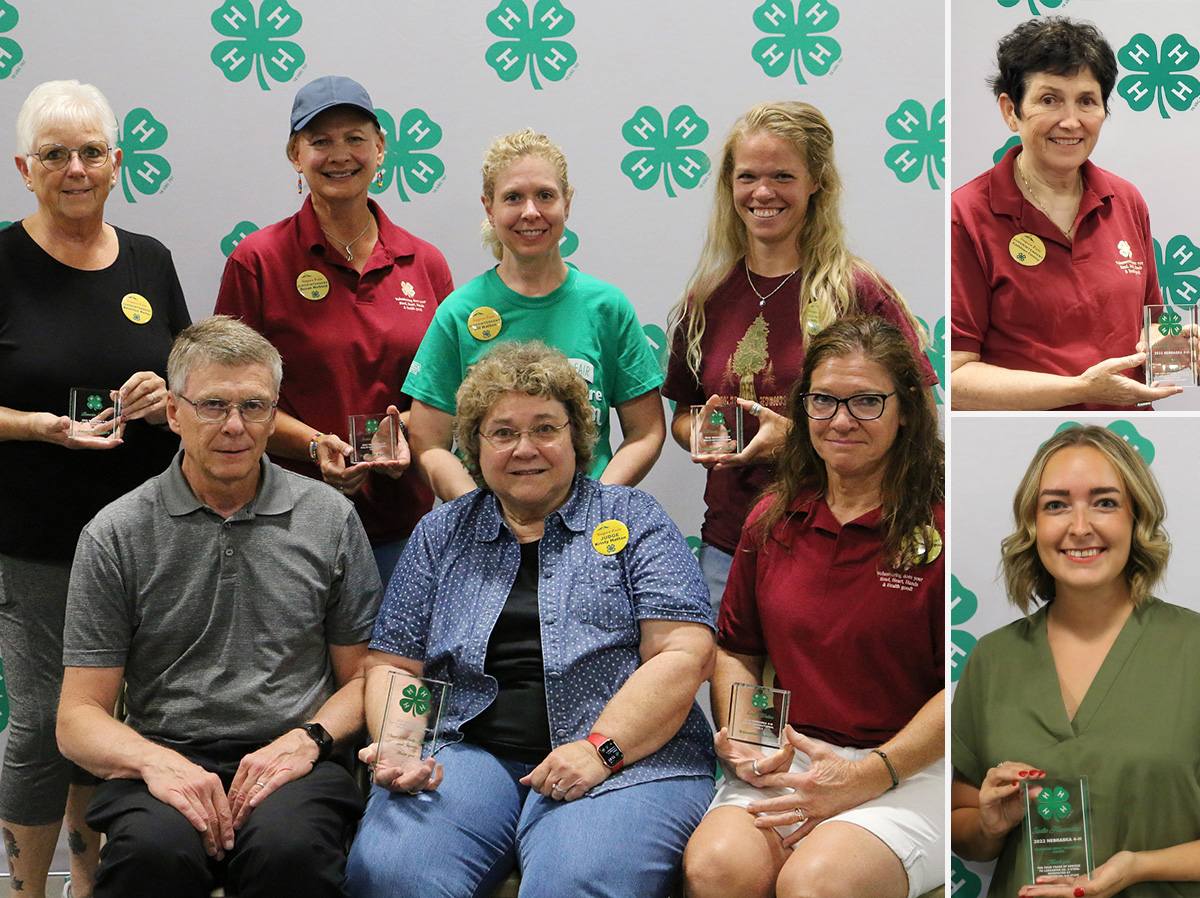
[175,394,278,423]
[800,392,896,421]
[478,421,570,450]
[29,142,113,171]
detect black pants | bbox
[86,741,364,898]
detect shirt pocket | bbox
[568,556,638,638]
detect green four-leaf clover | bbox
[708,410,726,428]
[996,0,1063,15]
[950,575,978,683]
[1155,236,1200,309]
[86,394,103,412]
[1158,306,1184,337]
[1036,785,1072,821]
[211,0,306,91]
[221,221,260,258]
[621,105,711,198]
[1118,34,1200,120]
[0,1,23,81]
[485,0,577,91]
[751,0,840,86]
[118,109,171,204]
[399,684,431,715]
[918,315,946,405]
[751,689,770,710]
[884,99,945,191]
[371,108,446,202]
[993,135,1022,165]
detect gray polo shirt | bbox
[64,451,382,749]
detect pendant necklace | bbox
[746,260,800,307]
[1017,154,1081,240]
[322,220,372,262]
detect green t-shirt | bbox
[952,599,1200,897]
[403,266,664,476]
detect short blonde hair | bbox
[454,341,596,488]
[16,80,118,156]
[1001,425,1169,612]
[479,129,571,260]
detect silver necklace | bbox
[745,260,800,307]
[322,220,372,262]
[1016,154,1081,239]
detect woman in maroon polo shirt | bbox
[683,317,945,898]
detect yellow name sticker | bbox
[468,306,503,341]
[1009,233,1046,267]
[296,270,330,301]
[121,293,152,324]
[914,526,943,565]
[592,520,630,556]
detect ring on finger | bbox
[254,781,266,788]
[751,759,762,777]
[751,402,762,416]
[551,782,567,795]
[794,808,805,822]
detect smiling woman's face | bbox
[290,106,384,203]
[478,391,576,522]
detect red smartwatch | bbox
[586,733,624,772]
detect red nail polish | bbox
[1018,771,1027,777]
[1074,889,1085,897]
[1013,781,1019,786]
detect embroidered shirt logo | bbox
[1116,238,1144,275]
[394,281,425,312]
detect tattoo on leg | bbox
[2,826,18,858]
[68,827,88,856]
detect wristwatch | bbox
[298,722,333,763]
[586,733,624,772]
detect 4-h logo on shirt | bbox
[621,106,711,198]
[996,0,1067,15]
[884,100,944,191]
[1118,34,1200,119]
[1154,236,1200,308]
[211,0,306,90]
[485,0,577,90]
[950,856,983,898]
[1054,420,1156,465]
[370,108,446,202]
[1113,239,1143,276]
[949,575,978,683]
[118,108,172,203]
[1036,785,1073,821]
[750,0,841,85]
[221,221,261,258]
[0,1,23,80]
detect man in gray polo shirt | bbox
[57,316,382,898]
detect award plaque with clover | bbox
[1023,777,1094,884]
[690,403,744,455]
[68,387,123,441]
[349,413,399,464]
[1145,305,1197,387]
[376,670,451,769]
[728,682,791,749]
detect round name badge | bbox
[296,270,330,301]
[592,520,630,556]
[1009,233,1046,268]
[914,525,943,565]
[121,293,152,324]
[468,306,503,341]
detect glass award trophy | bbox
[1144,305,1196,387]
[691,403,744,456]
[1024,777,1094,884]
[375,670,451,769]
[349,413,399,464]
[727,682,791,749]
[68,388,122,441]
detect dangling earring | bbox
[297,174,304,195]
[374,167,385,188]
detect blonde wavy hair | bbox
[479,129,573,261]
[1000,426,1170,613]
[669,101,924,377]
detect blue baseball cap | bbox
[290,76,378,133]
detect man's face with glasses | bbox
[18,126,120,221]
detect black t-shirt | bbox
[0,223,190,559]
[460,539,552,763]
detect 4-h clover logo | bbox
[211,0,305,91]
[1158,306,1184,337]
[86,394,103,412]
[751,0,840,85]
[918,315,945,406]
[621,106,711,198]
[560,226,578,260]
[118,109,171,204]
[485,0,577,90]
[1155,236,1200,308]
[950,575,978,683]
[993,135,1022,164]
[884,99,945,190]
[709,410,727,428]
[643,324,668,374]
[751,689,770,710]
[221,221,260,258]
[996,0,1065,15]
[399,684,431,716]
[1053,421,1155,465]
[685,535,703,559]
[950,856,983,898]
[1036,785,1073,821]
[365,419,380,435]
[0,1,23,81]
[1118,34,1200,119]
[370,108,445,202]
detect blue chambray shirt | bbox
[370,474,716,796]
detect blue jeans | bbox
[371,538,407,588]
[696,541,734,618]
[344,742,712,898]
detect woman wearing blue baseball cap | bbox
[216,75,453,583]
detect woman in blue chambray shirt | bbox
[345,341,716,898]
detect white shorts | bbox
[706,739,945,898]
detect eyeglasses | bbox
[176,394,278,423]
[800,392,896,421]
[479,421,570,450]
[29,142,113,171]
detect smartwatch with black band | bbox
[298,722,333,764]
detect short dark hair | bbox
[989,17,1117,115]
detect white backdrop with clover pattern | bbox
[0,0,945,876]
